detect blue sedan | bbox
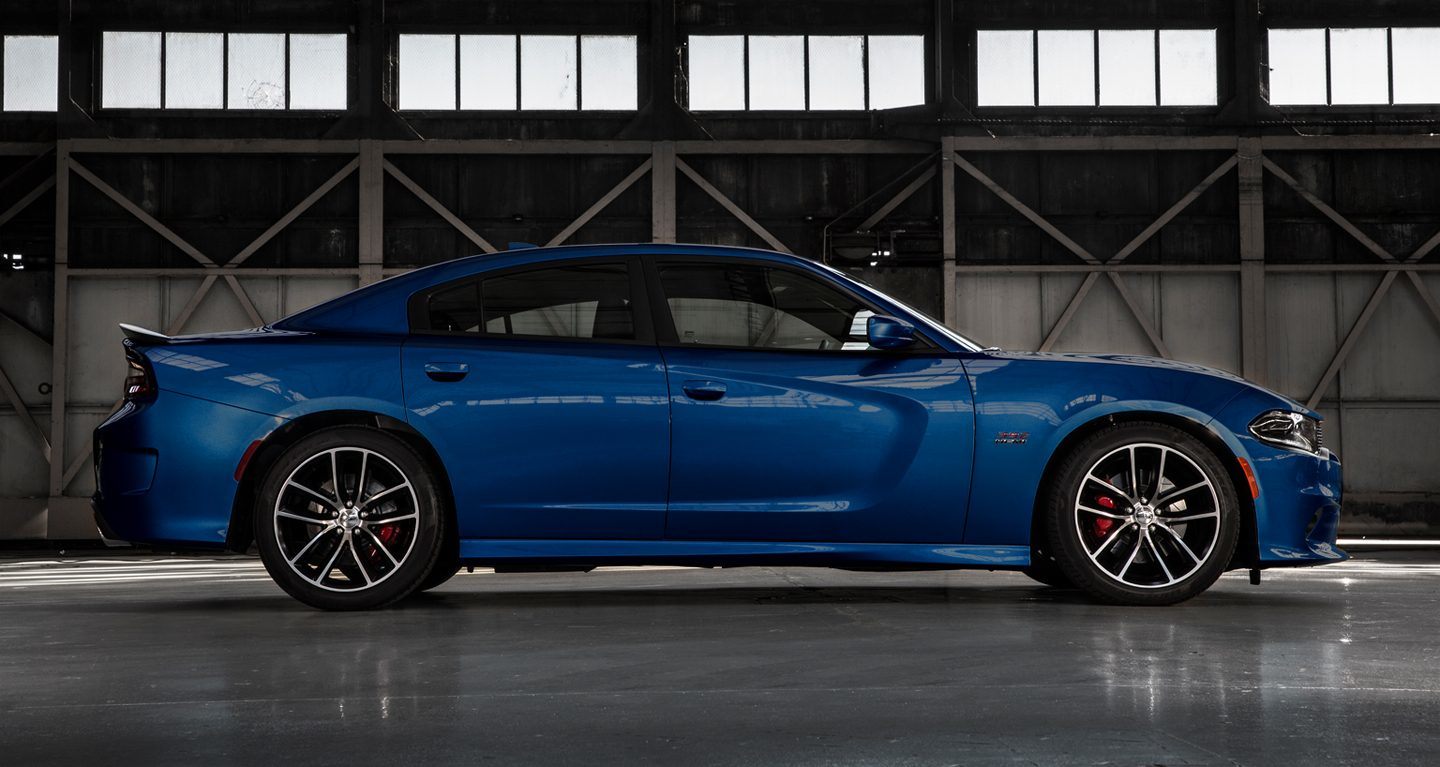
[93,243,1345,609]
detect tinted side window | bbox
[425,262,635,340]
[657,263,877,351]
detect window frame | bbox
[1,34,60,113]
[391,29,644,114]
[681,32,930,114]
[96,28,350,114]
[1260,26,1440,108]
[642,255,941,355]
[971,26,1224,113]
[407,256,656,346]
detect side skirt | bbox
[457,539,1030,570]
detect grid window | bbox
[686,34,925,111]
[1265,27,1440,106]
[102,31,346,110]
[2,35,59,112]
[396,34,637,111]
[977,28,1218,107]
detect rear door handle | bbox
[424,362,469,383]
[681,380,727,401]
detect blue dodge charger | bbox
[94,243,1345,610]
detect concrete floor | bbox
[1,552,1437,766]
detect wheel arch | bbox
[225,410,458,556]
[1028,410,1258,570]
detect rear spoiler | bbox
[119,323,172,345]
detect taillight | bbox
[123,347,156,401]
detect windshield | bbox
[819,264,986,352]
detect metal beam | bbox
[1237,138,1268,385]
[383,160,498,254]
[950,151,1099,265]
[1106,273,1171,358]
[230,157,360,266]
[0,175,55,230]
[47,142,69,498]
[69,139,362,154]
[546,159,653,248]
[69,159,216,267]
[0,362,49,461]
[651,142,676,243]
[1262,156,1396,264]
[1307,271,1399,408]
[1111,155,1238,264]
[858,166,937,232]
[950,136,1240,152]
[224,276,266,326]
[1039,272,1100,352]
[358,140,384,285]
[940,141,957,330]
[676,157,793,254]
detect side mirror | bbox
[867,315,916,350]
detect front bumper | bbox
[1249,444,1347,566]
[92,392,283,548]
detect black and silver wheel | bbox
[1044,422,1239,605]
[255,427,446,610]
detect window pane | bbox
[482,263,633,340]
[520,35,577,110]
[102,31,162,108]
[3,35,58,111]
[748,35,805,110]
[227,33,285,109]
[1392,27,1440,104]
[461,35,517,109]
[1330,27,1389,105]
[428,282,480,333]
[976,30,1034,106]
[165,32,223,109]
[290,33,347,110]
[658,263,873,351]
[1038,30,1095,106]
[580,35,637,110]
[867,35,925,109]
[1099,29,1155,106]
[807,35,863,110]
[1159,29,1218,105]
[399,34,456,109]
[687,35,744,110]
[1267,28,1327,105]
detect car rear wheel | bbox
[1044,422,1239,606]
[255,426,446,610]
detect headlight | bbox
[1248,410,1322,454]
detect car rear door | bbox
[650,257,975,543]
[402,256,671,540]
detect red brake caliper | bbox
[370,524,401,562]
[1093,495,1117,537]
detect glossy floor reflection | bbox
[1,552,1437,765]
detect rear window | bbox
[423,262,635,341]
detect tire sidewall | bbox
[1045,423,1240,606]
[255,426,445,610]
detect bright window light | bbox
[1267,28,1327,105]
[688,36,744,110]
[976,30,1034,106]
[460,35,517,109]
[807,36,864,110]
[1038,30,1094,106]
[748,35,805,110]
[521,35,577,110]
[580,35,637,110]
[867,35,925,109]
[227,33,285,109]
[399,34,456,109]
[289,33,347,109]
[1329,28,1389,105]
[1099,29,1155,106]
[1159,29,1218,105]
[164,32,223,109]
[1392,28,1440,104]
[2,35,58,111]
[102,31,162,108]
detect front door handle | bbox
[424,362,469,383]
[681,380,727,401]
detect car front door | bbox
[402,257,670,540]
[651,258,975,543]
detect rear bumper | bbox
[92,392,283,548]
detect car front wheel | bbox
[255,426,446,610]
[1044,422,1240,606]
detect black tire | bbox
[1043,422,1239,606]
[255,426,446,610]
[418,548,461,592]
